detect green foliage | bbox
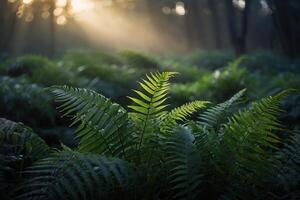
[240,51,292,73]
[120,50,160,70]
[15,151,133,200]
[171,59,247,104]
[184,50,235,70]
[165,127,202,200]
[49,72,299,199]
[161,100,208,134]
[272,131,300,197]
[1,50,300,200]
[198,88,246,130]
[128,72,178,149]
[161,62,210,83]
[0,76,56,127]
[63,50,123,67]
[0,118,49,160]
[11,71,207,200]
[50,86,131,157]
[61,50,144,100]
[3,55,75,86]
[0,118,49,199]
[192,90,293,199]
[6,55,54,76]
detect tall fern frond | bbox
[198,89,246,130]
[50,86,132,157]
[191,90,246,174]
[165,126,202,200]
[160,100,209,135]
[220,90,292,183]
[128,72,177,150]
[15,151,134,200]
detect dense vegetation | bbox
[0,50,300,199]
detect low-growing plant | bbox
[120,50,160,70]
[1,71,298,200]
[0,76,56,127]
[183,50,235,70]
[171,59,247,104]
[0,118,49,199]
[2,55,76,86]
[62,50,123,67]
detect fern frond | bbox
[160,100,209,134]
[221,90,292,183]
[15,151,133,200]
[165,126,202,200]
[0,118,49,161]
[191,90,246,167]
[0,118,49,198]
[274,131,300,193]
[128,72,177,150]
[50,86,131,157]
[198,89,246,130]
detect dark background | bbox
[1,0,299,58]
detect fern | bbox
[0,118,49,161]
[219,90,291,185]
[37,71,296,200]
[128,72,177,150]
[0,118,49,199]
[160,100,209,135]
[198,89,246,130]
[50,86,132,157]
[189,90,293,198]
[273,131,300,194]
[15,151,133,200]
[165,126,202,200]
[192,90,247,183]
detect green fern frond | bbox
[160,100,209,134]
[128,72,177,150]
[0,118,49,161]
[198,89,246,130]
[15,151,133,200]
[191,90,246,165]
[221,90,292,182]
[165,126,202,200]
[274,131,300,193]
[50,86,131,157]
[0,118,49,198]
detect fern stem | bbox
[137,90,156,153]
[137,108,150,152]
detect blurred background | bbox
[0,0,300,147]
[1,0,299,57]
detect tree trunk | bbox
[224,0,238,52]
[270,0,298,58]
[49,1,56,57]
[207,0,222,49]
[236,0,251,55]
[185,0,204,50]
[0,1,19,56]
[225,0,251,55]
[0,1,9,55]
[0,1,6,53]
